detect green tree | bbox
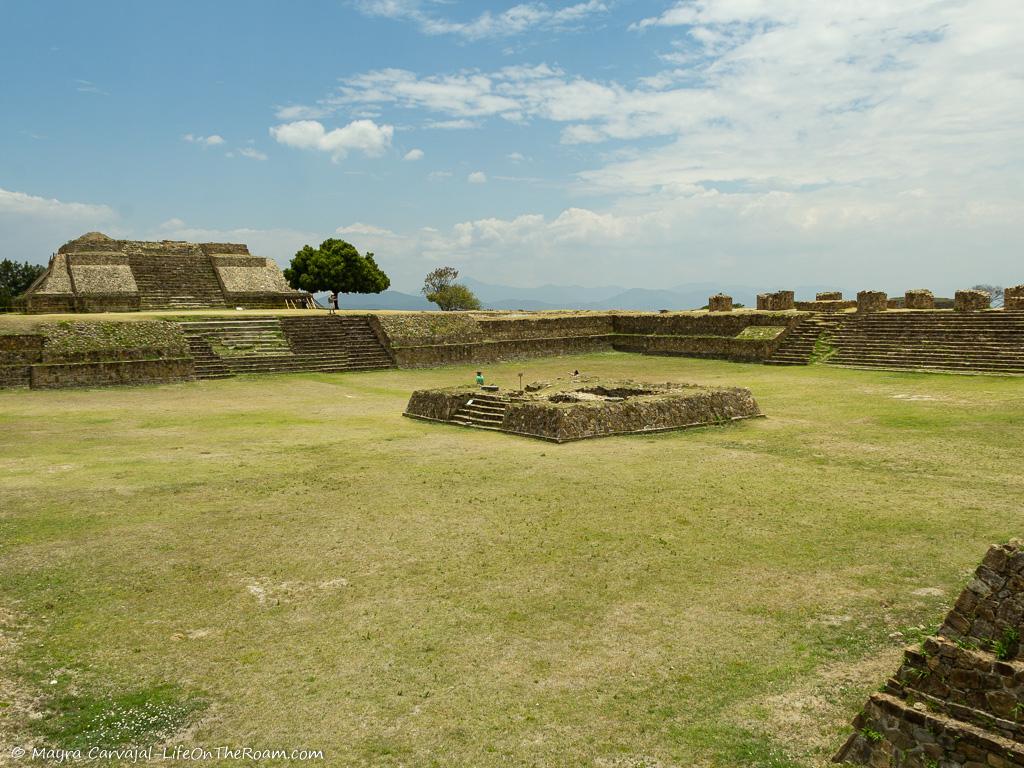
[284,239,390,297]
[422,267,482,311]
[0,259,46,311]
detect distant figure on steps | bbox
[475,371,485,387]
[328,292,338,315]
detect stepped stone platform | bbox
[17,232,308,313]
[827,310,1024,375]
[835,540,1024,767]
[403,378,762,442]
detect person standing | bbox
[328,292,338,315]
[475,371,485,387]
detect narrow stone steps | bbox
[451,396,509,428]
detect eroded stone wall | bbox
[955,290,991,312]
[1007,286,1024,311]
[835,541,1024,768]
[708,294,733,312]
[857,290,888,313]
[757,291,795,311]
[904,289,935,309]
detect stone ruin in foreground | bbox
[835,540,1024,767]
[18,232,308,313]
[403,378,762,442]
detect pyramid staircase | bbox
[128,254,227,310]
[835,541,1024,766]
[451,394,508,429]
[764,315,844,366]
[827,310,1024,374]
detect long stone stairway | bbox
[764,314,844,366]
[129,254,227,310]
[451,394,508,429]
[178,315,395,379]
[181,332,233,380]
[827,310,1024,374]
[335,316,396,371]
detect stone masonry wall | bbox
[905,289,936,309]
[835,541,1024,768]
[955,290,992,312]
[857,290,888,313]
[757,291,795,311]
[29,358,194,389]
[1006,286,1024,312]
[708,294,733,312]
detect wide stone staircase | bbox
[177,315,395,379]
[181,332,233,380]
[336,316,395,371]
[827,310,1024,374]
[129,254,227,310]
[764,315,844,366]
[451,394,508,429]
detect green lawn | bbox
[1,353,1022,767]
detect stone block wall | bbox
[29,358,194,389]
[857,290,888,313]
[1004,285,1024,311]
[817,291,843,301]
[708,294,733,312]
[955,290,991,312]
[794,299,857,312]
[835,541,1024,767]
[757,291,795,311]
[904,289,935,309]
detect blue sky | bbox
[1,0,1022,293]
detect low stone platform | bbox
[403,378,763,442]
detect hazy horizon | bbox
[2,1,1021,295]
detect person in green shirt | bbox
[475,371,484,386]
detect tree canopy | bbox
[422,267,482,311]
[284,239,390,295]
[0,259,46,311]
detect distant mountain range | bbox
[332,279,848,311]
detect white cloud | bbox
[336,222,399,237]
[507,152,527,162]
[354,0,608,40]
[0,187,118,264]
[403,148,424,161]
[269,119,394,161]
[183,133,226,147]
[237,147,268,161]
[274,104,332,120]
[467,171,487,184]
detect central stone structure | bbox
[403,378,762,442]
[17,232,308,313]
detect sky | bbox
[1,0,1022,295]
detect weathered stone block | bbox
[857,290,888,313]
[955,289,991,311]
[708,293,733,312]
[756,290,794,311]
[1004,285,1024,311]
[904,289,935,309]
[816,291,843,301]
